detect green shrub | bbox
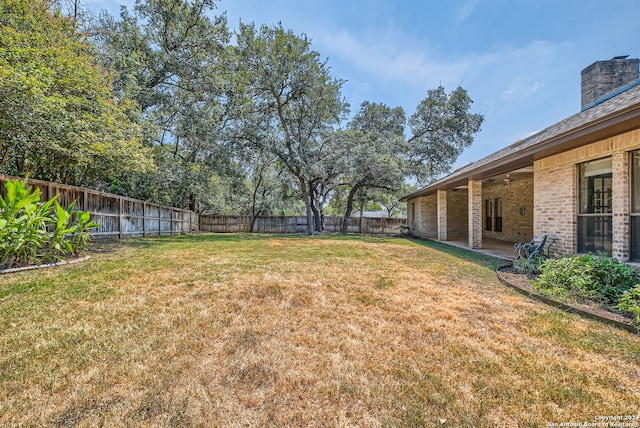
[513,255,545,276]
[533,254,640,306]
[0,179,99,268]
[617,284,640,323]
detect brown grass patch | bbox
[0,234,639,426]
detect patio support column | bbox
[612,152,630,261]
[468,179,483,249]
[437,189,447,241]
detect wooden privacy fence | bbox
[0,175,198,239]
[1,175,405,238]
[199,215,407,235]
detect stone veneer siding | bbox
[534,127,640,260]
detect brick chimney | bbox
[581,56,639,110]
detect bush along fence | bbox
[199,215,407,235]
[0,179,99,269]
[0,175,406,238]
[0,175,197,240]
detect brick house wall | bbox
[534,127,640,259]
[482,177,534,243]
[409,194,438,238]
[446,188,468,237]
[407,190,468,240]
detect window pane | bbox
[578,157,612,256]
[579,158,612,214]
[632,151,640,261]
[495,197,503,232]
[632,151,640,213]
[632,216,640,261]
[494,198,502,216]
[485,199,492,231]
[578,216,612,255]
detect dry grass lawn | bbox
[0,233,639,427]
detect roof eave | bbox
[402,102,640,201]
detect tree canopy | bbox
[233,22,349,233]
[0,0,152,185]
[0,0,484,229]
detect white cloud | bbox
[458,0,478,22]
[501,87,517,100]
[316,29,564,94]
[315,29,469,88]
[525,81,546,95]
[500,81,546,100]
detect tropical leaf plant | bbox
[0,179,99,268]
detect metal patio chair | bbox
[514,235,548,260]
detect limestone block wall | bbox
[482,177,534,243]
[534,127,640,259]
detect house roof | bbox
[402,81,640,201]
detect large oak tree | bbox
[235,22,349,234]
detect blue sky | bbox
[87,0,640,168]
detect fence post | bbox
[143,202,147,237]
[82,189,88,212]
[118,197,123,239]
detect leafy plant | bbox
[0,179,99,268]
[47,201,77,259]
[1,180,54,267]
[69,209,101,254]
[617,284,640,323]
[513,255,545,276]
[533,254,640,306]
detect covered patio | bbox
[434,237,520,261]
[405,167,535,258]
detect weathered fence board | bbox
[1,175,405,238]
[199,215,406,235]
[0,175,197,239]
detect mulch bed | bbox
[496,265,639,334]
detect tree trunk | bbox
[297,176,315,235]
[249,174,265,233]
[310,202,322,233]
[304,193,315,235]
[249,215,258,233]
[309,185,323,233]
[341,185,360,234]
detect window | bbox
[484,198,502,232]
[578,157,612,256]
[631,152,640,261]
[494,198,503,232]
[485,199,492,231]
